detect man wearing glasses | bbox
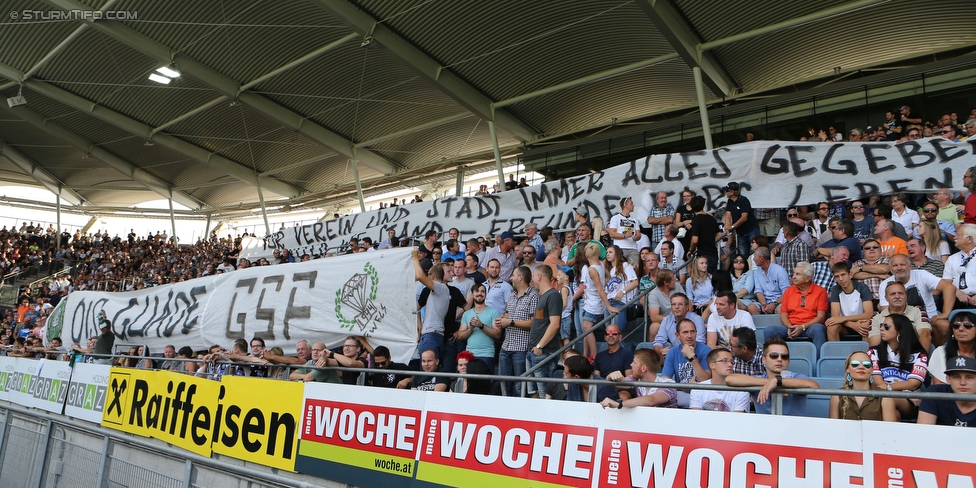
[814,219,862,264]
[808,202,833,245]
[690,349,750,412]
[764,262,828,357]
[850,200,874,243]
[367,346,411,389]
[593,324,634,393]
[918,202,958,243]
[852,239,893,301]
[727,337,820,416]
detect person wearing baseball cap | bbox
[92,312,115,365]
[482,231,518,283]
[918,355,976,427]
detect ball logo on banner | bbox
[335,262,387,335]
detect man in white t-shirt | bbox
[690,348,749,412]
[882,254,954,346]
[825,262,875,342]
[706,291,755,350]
[608,196,641,265]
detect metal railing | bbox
[67,353,976,411]
[520,253,697,390]
[0,403,341,488]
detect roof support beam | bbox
[0,138,86,205]
[308,0,538,143]
[152,33,358,136]
[0,64,301,199]
[634,0,736,97]
[0,102,203,209]
[42,0,397,175]
[700,0,888,52]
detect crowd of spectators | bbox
[2,104,976,428]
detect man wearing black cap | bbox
[918,355,976,427]
[723,182,760,258]
[92,311,115,365]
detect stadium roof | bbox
[1,0,975,219]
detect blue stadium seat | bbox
[816,358,848,378]
[634,342,655,351]
[751,314,782,329]
[807,395,831,418]
[820,341,869,360]
[786,357,813,376]
[787,341,817,364]
[754,328,764,345]
[813,377,845,390]
[597,342,609,353]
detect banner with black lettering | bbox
[0,357,72,414]
[63,362,110,423]
[46,248,418,363]
[241,138,976,259]
[212,375,303,471]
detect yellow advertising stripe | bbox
[211,376,303,472]
[298,441,415,477]
[100,368,151,437]
[415,462,575,488]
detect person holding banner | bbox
[414,249,451,359]
[92,314,114,365]
[722,182,760,259]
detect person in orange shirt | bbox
[875,220,907,258]
[15,298,30,324]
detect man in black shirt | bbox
[687,196,722,274]
[368,346,411,388]
[723,182,760,258]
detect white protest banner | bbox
[242,138,976,260]
[63,362,110,423]
[0,357,72,414]
[45,248,418,363]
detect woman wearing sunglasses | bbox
[928,311,976,385]
[868,313,928,420]
[829,351,897,421]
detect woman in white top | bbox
[918,218,950,263]
[604,245,638,330]
[868,313,928,420]
[890,193,919,234]
[581,242,616,358]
